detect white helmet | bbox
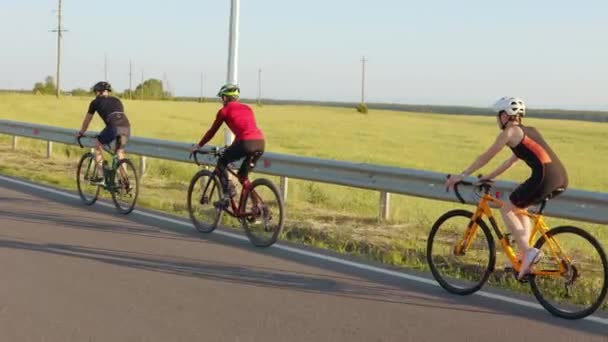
[493,97,526,117]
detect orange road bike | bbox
[427,177,607,319]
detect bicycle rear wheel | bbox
[111,159,139,215]
[529,226,608,319]
[76,152,100,205]
[241,178,284,247]
[187,170,224,233]
[427,209,496,295]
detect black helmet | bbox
[92,81,112,93]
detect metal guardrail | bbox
[1,119,608,224]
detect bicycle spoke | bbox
[242,179,284,247]
[76,153,100,205]
[530,226,608,319]
[187,170,223,233]
[111,159,139,214]
[427,210,495,295]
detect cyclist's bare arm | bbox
[446,127,520,189]
[481,154,519,181]
[457,130,510,179]
[78,112,95,136]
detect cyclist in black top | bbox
[445,97,568,279]
[76,81,131,184]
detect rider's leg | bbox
[500,201,530,253]
[218,141,246,197]
[93,126,117,181]
[236,140,265,180]
[93,139,104,177]
[500,200,540,279]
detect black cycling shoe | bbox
[90,176,105,185]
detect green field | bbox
[1,93,607,309]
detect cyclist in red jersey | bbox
[445,97,568,279]
[191,84,265,199]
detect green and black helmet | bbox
[216,83,240,98]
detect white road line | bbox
[1,174,606,325]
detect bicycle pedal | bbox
[213,198,229,209]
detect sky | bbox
[1,0,607,110]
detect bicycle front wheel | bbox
[111,159,139,215]
[187,170,224,233]
[427,209,496,295]
[241,178,284,247]
[529,226,608,319]
[76,152,100,205]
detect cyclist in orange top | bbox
[445,97,568,279]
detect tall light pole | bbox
[224,0,240,145]
[128,60,133,100]
[361,56,367,104]
[200,73,204,102]
[257,68,262,104]
[51,0,66,98]
[140,70,144,100]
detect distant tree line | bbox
[31,76,173,100]
[15,76,608,123]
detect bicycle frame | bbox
[197,158,264,220]
[78,136,122,191]
[460,190,570,278]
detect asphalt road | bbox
[0,175,605,342]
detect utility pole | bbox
[360,56,367,104]
[257,68,262,103]
[51,0,67,98]
[140,70,144,100]
[162,72,167,99]
[200,72,204,102]
[128,60,133,100]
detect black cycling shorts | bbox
[509,166,567,208]
[218,139,265,178]
[97,126,130,150]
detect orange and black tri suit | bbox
[509,126,568,208]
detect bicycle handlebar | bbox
[76,134,96,148]
[447,174,493,204]
[189,146,225,166]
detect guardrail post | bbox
[12,136,17,150]
[46,141,52,158]
[379,191,390,221]
[139,156,147,176]
[280,176,288,204]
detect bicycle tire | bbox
[111,159,139,215]
[529,225,608,319]
[187,169,224,233]
[241,178,284,247]
[427,209,496,295]
[76,152,100,205]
